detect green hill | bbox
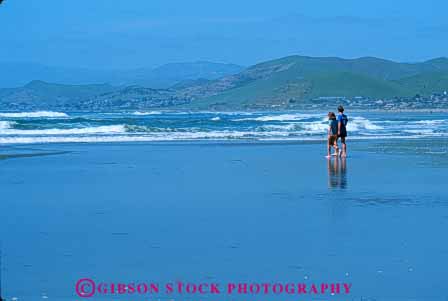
[1,56,448,111]
[395,72,448,95]
[181,55,448,109]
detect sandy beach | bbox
[0,139,447,301]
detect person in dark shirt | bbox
[337,105,348,157]
[326,112,339,158]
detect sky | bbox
[1,0,448,69]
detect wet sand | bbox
[0,140,447,301]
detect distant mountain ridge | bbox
[0,61,244,88]
[0,80,119,110]
[1,55,448,110]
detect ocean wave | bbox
[234,113,318,122]
[0,121,14,130]
[257,123,298,131]
[299,119,328,133]
[415,119,446,125]
[0,111,69,118]
[1,132,445,145]
[348,117,383,131]
[191,111,255,116]
[132,111,162,116]
[124,125,181,133]
[1,125,126,136]
[403,129,436,135]
[0,112,447,145]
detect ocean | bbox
[0,110,447,144]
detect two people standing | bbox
[327,105,348,158]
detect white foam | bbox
[258,123,297,131]
[234,113,317,122]
[1,131,446,144]
[403,129,435,135]
[302,123,328,133]
[132,111,162,116]
[1,125,126,136]
[402,129,447,137]
[194,111,255,116]
[1,112,447,144]
[273,116,384,135]
[0,121,14,130]
[415,119,446,125]
[348,117,383,131]
[0,111,69,118]
[0,129,291,144]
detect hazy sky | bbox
[1,0,448,69]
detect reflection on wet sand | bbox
[327,157,347,189]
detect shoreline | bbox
[1,135,448,147]
[1,136,446,153]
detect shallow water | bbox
[0,138,447,301]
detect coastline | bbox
[2,108,448,115]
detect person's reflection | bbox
[327,157,347,189]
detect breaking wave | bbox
[234,113,318,122]
[1,125,126,136]
[0,111,447,144]
[0,121,14,130]
[132,111,162,116]
[0,111,69,118]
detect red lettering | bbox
[117,283,126,294]
[344,283,352,294]
[227,283,236,293]
[250,283,260,294]
[97,283,107,294]
[137,283,148,294]
[273,283,283,294]
[331,283,340,294]
[261,283,270,293]
[285,283,295,294]
[177,281,183,293]
[165,283,173,294]
[128,283,136,294]
[238,283,248,294]
[210,283,220,294]
[186,283,197,293]
[198,284,208,294]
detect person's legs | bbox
[327,138,332,158]
[340,136,347,157]
[333,137,339,155]
[327,136,336,158]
